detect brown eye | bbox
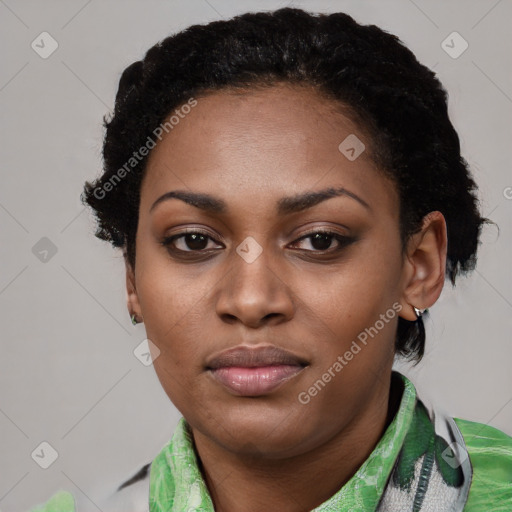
[308,232,336,251]
[177,233,209,251]
[161,230,223,255]
[290,231,355,253]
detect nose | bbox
[215,243,295,328]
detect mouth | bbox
[205,345,309,397]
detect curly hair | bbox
[82,7,490,361]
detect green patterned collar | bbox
[149,373,418,512]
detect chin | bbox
[204,401,317,457]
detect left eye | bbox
[289,231,353,252]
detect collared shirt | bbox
[27,373,512,512]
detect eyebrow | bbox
[149,187,371,215]
[277,187,371,214]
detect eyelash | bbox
[160,228,355,259]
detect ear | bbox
[125,258,143,323]
[399,211,448,321]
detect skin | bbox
[126,83,447,512]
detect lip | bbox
[206,345,309,397]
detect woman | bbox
[30,7,512,512]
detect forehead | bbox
[141,84,398,219]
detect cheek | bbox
[301,239,402,328]
[295,238,402,378]
[134,249,215,369]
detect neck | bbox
[191,373,403,512]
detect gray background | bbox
[1,1,511,511]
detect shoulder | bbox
[456,418,512,473]
[454,418,512,511]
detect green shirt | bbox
[27,374,512,511]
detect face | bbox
[130,84,410,458]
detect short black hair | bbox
[82,7,491,361]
